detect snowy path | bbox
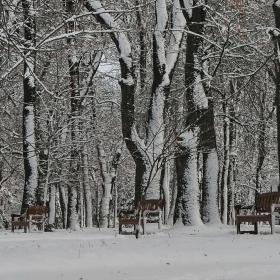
[1,225,280,280]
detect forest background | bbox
[1,0,280,231]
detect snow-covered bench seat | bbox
[235,192,280,234]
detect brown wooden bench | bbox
[141,199,164,234]
[118,210,143,234]
[118,199,165,235]
[11,205,48,233]
[235,192,280,234]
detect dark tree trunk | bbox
[59,184,67,229]
[227,92,237,225]
[84,1,185,205]
[255,90,266,193]
[220,95,229,224]
[273,1,280,187]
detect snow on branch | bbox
[179,0,193,21]
[154,0,168,73]
[84,1,133,71]
[267,27,280,39]
[166,0,186,75]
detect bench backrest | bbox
[256,192,280,213]
[141,199,164,212]
[26,206,48,219]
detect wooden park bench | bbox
[235,192,280,234]
[118,210,143,234]
[140,199,164,234]
[118,199,164,235]
[11,205,48,233]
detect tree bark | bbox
[65,0,81,231]
[273,1,280,187]
[97,142,122,228]
[174,0,206,226]
[82,147,92,227]
[59,184,67,229]
[21,0,38,215]
[220,96,230,224]
[84,0,185,206]
[48,184,56,227]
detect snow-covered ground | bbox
[1,223,280,280]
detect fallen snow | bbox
[1,224,280,280]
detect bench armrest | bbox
[234,205,254,215]
[118,210,138,220]
[271,204,280,213]
[11,212,26,221]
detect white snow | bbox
[24,105,38,203]
[1,224,280,280]
[275,0,280,8]
[181,0,193,19]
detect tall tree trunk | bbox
[272,1,280,186]
[59,184,67,229]
[167,160,177,225]
[66,0,80,230]
[227,92,237,225]
[48,184,56,227]
[220,95,230,224]
[84,0,185,206]
[82,147,92,227]
[21,0,38,215]
[161,162,170,223]
[200,62,221,225]
[174,0,206,226]
[255,90,266,193]
[175,130,202,225]
[97,142,122,228]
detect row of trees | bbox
[0,0,279,230]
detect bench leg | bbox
[254,222,258,234]
[158,213,162,230]
[142,217,146,234]
[271,215,275,234]
[237,221,241,234]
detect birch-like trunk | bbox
[82,147,92,227]
[200,65,221,224]
[175,130,203,225]
[201,151,220,224]
[97,142,122,228]
[174,0,206,226]
[48,184,56,226]
[21,0,38,214]
[65,0,80,231]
